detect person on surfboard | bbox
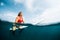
[12,11,24,31]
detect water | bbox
[0,20,60,40]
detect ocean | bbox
[0,20,60,40]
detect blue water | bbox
[0,20,60,40]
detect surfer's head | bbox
[18,11,22,17]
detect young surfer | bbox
[13,11,24,31]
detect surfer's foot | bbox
[9,28,12,32]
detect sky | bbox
[0,0,60,25]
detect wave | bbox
[0,20,60,27]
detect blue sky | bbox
[0,0,60,25]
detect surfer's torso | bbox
[15,16,24,23]
[18,17,23,23]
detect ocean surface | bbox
[0,20,60,40]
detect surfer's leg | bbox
[12,26,16,31]
[12,23,16,31]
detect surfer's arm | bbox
[23,21,24,23]
[23,17,25,23]
[15,17,18,23]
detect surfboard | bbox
[9,23,28,31]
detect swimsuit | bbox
[18,18,23,23]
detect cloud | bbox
[14,0,47,12]
[31,0,60,25]
[14,0,34,11]
[36,8,60,25]
[25,0,48,13]
[14,0,25,5]
[14,0,24,3]
[0,11,17,22]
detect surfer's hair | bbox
[18,11,22,16]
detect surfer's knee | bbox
[13,26,16,31]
